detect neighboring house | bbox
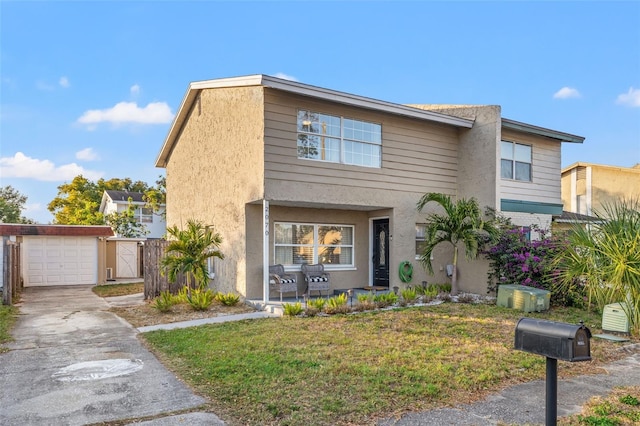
[0,224,113,288]
[155,74,584,301]
[99,190,166,280]
[561,162,640,217]
[99,190,166,238]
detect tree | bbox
[554,199,640,335]
[417,193,497,295]
[47,175,155,225]
[104,199,149,238]
[0,185,35,223]
[143,175,166,218]
[161,220,224,290]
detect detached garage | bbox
[0,224,113,287]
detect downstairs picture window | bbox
[274,223,354,268]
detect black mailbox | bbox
[515,318,591,362]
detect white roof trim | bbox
[156,74,474,167]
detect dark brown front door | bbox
[372,219,390,287]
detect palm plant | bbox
[554,199,640,335]
[161,219,224,291]
[417,193,497,295]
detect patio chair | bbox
[301,263,330,297]
[269,264,298,302]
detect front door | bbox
[372,219,390,287]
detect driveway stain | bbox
[52,358,143,382]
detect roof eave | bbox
[155,74,475,168]
[502,118,585,143]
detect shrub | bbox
[483,224,580,306]
[374,292,398,308]
[307,297,327,311]
[356,293,376,311]
[401,288,417,304]
[283,302,303,316]
[175,286,190,304]
[216,292,240,306]
[187,288,215,311]
[153,291,174,312]
[325,293,350,314]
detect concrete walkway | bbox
[0,285,223,426]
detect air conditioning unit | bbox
[602,303,630,334]
[106,268,114,281]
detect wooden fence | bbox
[143,239,186,300]
[2,238,21,306]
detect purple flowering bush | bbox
[483,225,585,307]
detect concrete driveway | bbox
[0,285,222,425]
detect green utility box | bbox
[513,286,550,313]
[497,284,521,308]
[497,284,550,313]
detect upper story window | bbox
[297,110,382,168]
[501,141,532,182]
[274,222,354,268]
[134,207,153,223]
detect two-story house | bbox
[561,162,640,217]
[155,75,584,301]
[99,190,166,279]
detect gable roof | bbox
[155,74,475,168]
[105,190,146,203]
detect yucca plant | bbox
[325,293,350,314]
[215,292,240,306]
[187,288,215,311]
[401,287,418,304]
[153,290,174,312]
[283,302,303,316]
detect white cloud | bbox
[273,73,298,81]
[77,101,174,125]
[616,87,640,107]
[75,147,99,161]
[0,152,103,182]
[130,84,140,96]
[553,87,581,99]
[59,76,70,88]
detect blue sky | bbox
[1,1,639,224]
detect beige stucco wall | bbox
[105,240,116,274]
[561,163,640,217]
[591,165,640,214]
[164,86,265,295]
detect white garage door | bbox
[23,236,98,286]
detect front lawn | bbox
[142,303,634,425]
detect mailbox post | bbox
[514,318,591,426]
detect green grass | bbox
[92,282,144,297]
[142,303,624,426]
[560,386,640,425]
[0,304,18,352]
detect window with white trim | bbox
[297,110,381,168]
[274,223,354,267]
[134,207,154,223]
[501,141,532,182]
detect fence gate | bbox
[143,240,185,300]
